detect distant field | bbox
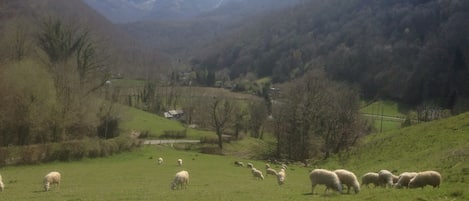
[0,146,464,201]
[361,100,406,133]
[119,104,213,139]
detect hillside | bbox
[193,0,469,110]
[0,0,170,79]
[117,0,301,56]
[326,112,469,188]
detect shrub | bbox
[200,136,219,144]
[159,130,187,139]
[0,137,141,166]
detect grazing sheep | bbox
[392,174,399,184]
[265,163,271,169]
[394,172,418,189]
[281,163,288,170]
[158,157,164,165]
[177,159,183,166]
[334,169,360,194]
[251,168,264,180]
[0,173,4,192]
[361,172,380,187]
[378,170,395,188]
[171,170,189,190]
[44,171,61,191]
[266,168,278,177]
[247,163,254,169]
[276,169,286,185]
[234,161,244,167]
[408,170,441,189]
[309,169,342,194]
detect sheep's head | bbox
[44,182,50,191]
[170,182,176,190]
[336,183,342,193]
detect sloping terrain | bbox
[341,112,469,185]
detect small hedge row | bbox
[159,130,187,139]
[0,137,141,167]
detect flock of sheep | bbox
[0,171,61,192]
[165,157,442,195]
[234,161,288,186]
[0,156,442,195]
[309,168,441,194]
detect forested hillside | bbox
[0,0,168,146]
[193,0,469,111]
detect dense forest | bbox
[192,0,469,111]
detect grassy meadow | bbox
[0,145,464,201]
[361,100,407,132]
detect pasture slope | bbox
[0,114,468,200]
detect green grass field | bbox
[120,105,214,139]
[0,144,464,201]
[361,100,407,133]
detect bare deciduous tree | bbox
[209,97,235,149]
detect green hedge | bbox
[0,137,141,167]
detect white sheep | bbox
[378,169,395,188]
[177,159,183,166]
[394,172,418,189]
[0,173,4,192]
[266,167,278,177]
[265,163,271,169]
[44,171,61,191]
[251,167,264,180]
[281,163,288,170]
[361,172,380,187]
[247,163,254,169]
[158,157,164,165]
[334,169,360,194]
[171,170,189,190]
[276,168,286,185]
[408,170,441,189]
[234,161,244,167]
[309,169,342,194]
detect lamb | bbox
[158,157,164,165]
[251,167,264,180]
[361,172,380,187]
[265,163,271,169]
[309,169,342,194]
[394,172,418,189]
[234,161,244,167]
[247,163,254,169]
[171,170,189,190]
[266,167,278,177]
[44,171,61,191]
[0,173,4,192]
[378,169,395,188]
[334,169,360,194]
[177,159,183,166]
[408,170,441,189]
[276,168,286,185]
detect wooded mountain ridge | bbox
[192,0,469,111]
